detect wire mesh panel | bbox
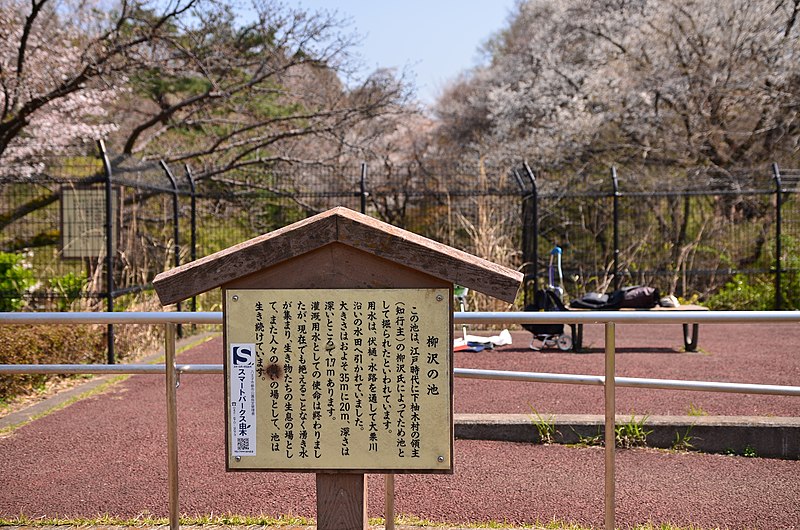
[0,149,184,311]
[535,172,615,298]
[532,166,799,308]
[775,167,800,309]
[0,155,106,310]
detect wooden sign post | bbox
[154,207,521,530]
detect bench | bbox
[568,304,709,352]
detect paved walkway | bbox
[1,324,799,529]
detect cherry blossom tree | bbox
[433,0,800,172]
[0,0,411,180]
[0,0,199,172]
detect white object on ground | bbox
[453,329,512,348]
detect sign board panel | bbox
[60,187,118,259]
[225,288,453,473]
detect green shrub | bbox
[706,273,774,310]
[0,252,35,311]
[0,324,104,401]
[706,236,800,311]
[49,272,87,311]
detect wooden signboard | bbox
[225,288,452,473]
[153,207,522,530]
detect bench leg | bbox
[683,323,699,352]
[571,324,583,353]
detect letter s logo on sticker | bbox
[232,345,253,366]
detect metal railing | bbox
[2,310,800,530]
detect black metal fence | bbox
[521,164,800,310]
[2,144,799,357]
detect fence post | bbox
[184,165,197,314]
[360,163,368,215]
[772,163,783,311]
[161,161,183,335]
[514,168,534,306]
[611,167,620,291]
[97,140,115,364]
[523,162,538,301]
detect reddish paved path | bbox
[457,323,800,417]
[1,323,799,529]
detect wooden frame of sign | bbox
[154,207,522,530]
[224,285,454,474]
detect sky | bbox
[295,1,517,106]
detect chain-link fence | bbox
[2,146,799,324]
[526,165,800,310]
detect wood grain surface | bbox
[316,474,367,530]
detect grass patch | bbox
[0,323,105,400]
[0,332,218,436]
[616,414,652,449]
[382,514,585,529]
[671,424,698,453]
[724,445,759,458]
[687,403,708,416]
[571,429,604,447]
[0,514,726,529]
[568,417,653,449]
[528,405,558,444]
[0,513,314,527]
[0,293,216,407]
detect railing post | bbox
[165,323,180,530]
[385,473,395,530]
[604,321,616,530]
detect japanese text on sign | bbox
[225,288,452,472]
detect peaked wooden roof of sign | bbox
[153,206,523,305]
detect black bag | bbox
[523,288,566,336]
[570,285,659,310]
[620,285,660,308]
[570,290,625,310]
